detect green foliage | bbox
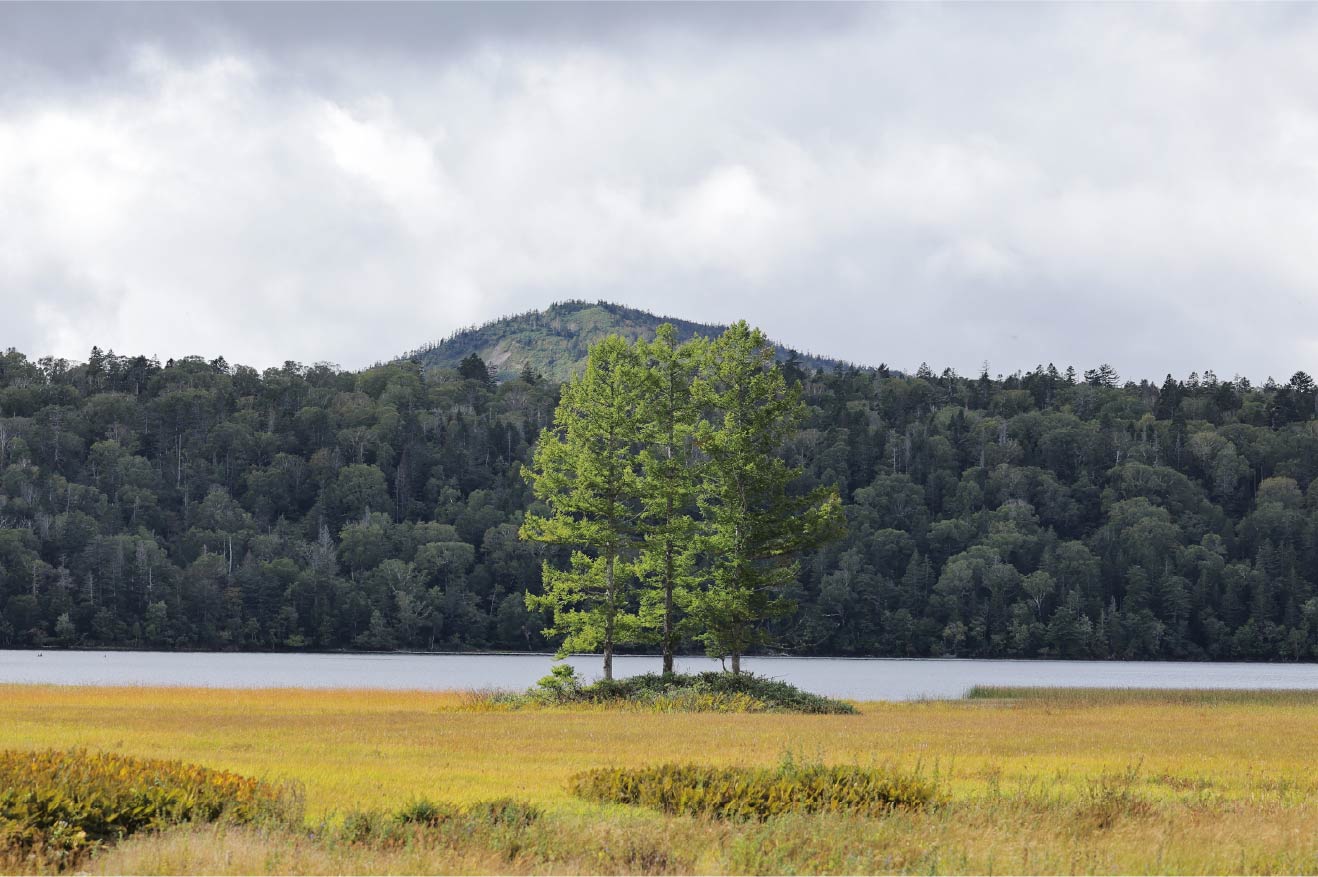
[4,306,1318,663]
[521,336,650,677]
[691,322,845,670]
[339,808,394,843]
[966,686,1318,706]
[504,671,855,714]
[569,758,942,820]
[534,662,581,698]
[634,324,704,673]
[457,353,495,387]
[464,797,543,828]
[522,321,847,677]
[340,797,542,846]
[0,748,303,869]
[393,797,460,827]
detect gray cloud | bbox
[2,2,1317,380]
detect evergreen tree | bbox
[520,336,646,680]
[458,353,495,387]
[635,325,704,675]
[690,322,844,674]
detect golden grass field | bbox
[3,684,1318,874]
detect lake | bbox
[3,650,1317,700]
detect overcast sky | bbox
[3,2,1317,381]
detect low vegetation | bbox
[0,748,302,871]
[570,758,941,820]
[5,685,1318,874]
[968,684,1318,705]
[482,667,857,714]
[340,797,542,843]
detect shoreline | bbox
[3,646,1317,666]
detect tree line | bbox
[1,338,1318,662]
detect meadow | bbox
[2,684,1318,874]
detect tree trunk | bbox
[730,651,741,675]
[663,524,674,676]
[604,552,615,681]
[663,425,676,676]
[662,588,674,675]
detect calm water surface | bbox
[3,650,1317,700]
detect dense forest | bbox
[2,327,1318,661]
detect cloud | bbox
[2,3,1317,380]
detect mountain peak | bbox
[404,300,858,383]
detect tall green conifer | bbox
[692,322,844,674]
[521,336,645,680]
[635,325,704,675]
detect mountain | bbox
[404,300,861,383]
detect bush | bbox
[535,663,582,698]
[330,798,544,848]
[503,671,856,714]
[0,748,303,869]
[393,797,460,827]
[390,797,539,830]
[465,798,542,828]
[340,808,395,843]
[570,759,942,820]
[1076,763,1155,830]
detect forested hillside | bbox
[406,300,847,383]
[2,334,1318,660]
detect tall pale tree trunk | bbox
[603,552,616,681]
[663,539,675,676]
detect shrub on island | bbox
[490,666,857,714]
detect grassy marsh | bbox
[2,684,1317,873]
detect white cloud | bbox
[2,5,1318,380]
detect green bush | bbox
[393,797,460,827]
[465,797,542,828]
[534,663,582,698]
[390,797,538,831]
[0,748,302,869]
[330,798,544,849]
[570,759,942,820]
[340,808,395,843]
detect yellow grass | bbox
[3,684,1318,873]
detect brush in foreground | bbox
[335,796,542,845]
[0,748,303,870]
[570,759,942,820]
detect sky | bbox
[2,2,1317,382]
